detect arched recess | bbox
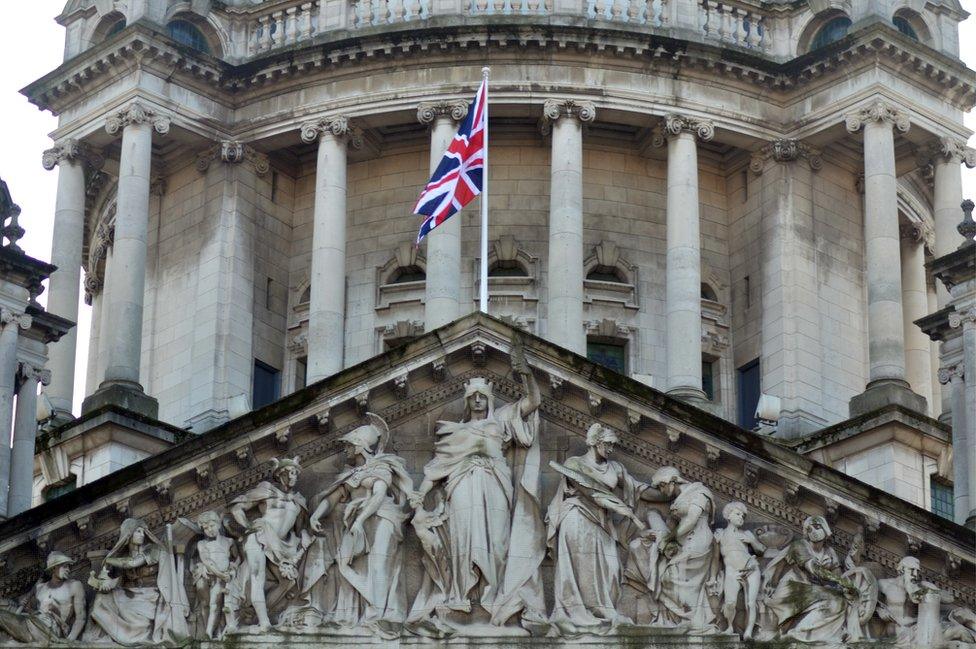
[583,240,639,310]
[891,6,932,43]
[797,9,853,54]
[162,6,226,57]
[376,242,427,311]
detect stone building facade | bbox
[16,0,976,546]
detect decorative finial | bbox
[0,179,24,252]
[482,66,490,79]
[959,199,976,248]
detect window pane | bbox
[702,359,715,401]
[736,359,761,429]
[931,480,954,520]
[587,342,626,374]
[893,16,918,40]
[167,20,211,53]
[253,360,280,409]
[296,356,307,391]
[106,19,126,38]
[811,16,851,50]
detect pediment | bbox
[0,313,972,643]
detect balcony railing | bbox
[229,0,771,59]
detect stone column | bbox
[900,222,934,413]
[922,138,975,305]
[949,306,976,527]
[301,117,361,383]
[845,101,926,415]
[40,141,102,423]
[85,103,169,418]
[658,114,714,399]
[542,99,595,355]
[0,309,30,516]
[8,363,48,516]
[939,363,969,525]
[418,101,468,330]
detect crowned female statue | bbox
[408,348,546,633]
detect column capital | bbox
[652,114,715,146]
[916,136,976,168]
[17,362,50,386]
[541,99,597,126]
[937,362,964,384]
[749,138,823,175]
[41,139,104,172]
[899,220,933,247]
[844,100,910,134]
[196,141,271,176]
[83,272,103,306]
[417,100,469,125]
[105,102,172,136]
[0,308,31,330]
[948,306,976,329]
[300,115,363,148]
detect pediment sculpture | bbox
[0,354,974,646]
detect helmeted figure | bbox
[0,552,87,643]
[229,456,312,632]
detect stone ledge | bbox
[81,383,159,420]
[848,379,928,418]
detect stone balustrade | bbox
[230,0,778,59]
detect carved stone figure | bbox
[762,515,876,643]
[409,349,545,632]
[545,423,663,635]
[712,501,766,639]
[648,466,719,633]
[180,511,241,638]
[295,414,413,634]
[0,552,87,643]
[230,457,311,632]
[83,518,190,645]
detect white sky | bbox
[0,2,974,415]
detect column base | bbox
[43,408,76,431]
[666,386,708,405]
[848,379,927,418]
[82,382,159,420]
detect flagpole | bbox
[479,66,490,314]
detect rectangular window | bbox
[295,356,307,392]
[587,341,626,374]
[252,360,280,410]
[737,359,761,429]
[931,479,954,521]
[702,358,716,401]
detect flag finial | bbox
[482,66,490,79]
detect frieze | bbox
[0,355,973,644]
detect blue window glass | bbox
[167,20,211,54]
[588,341,626,374]
[931,480,954,521]
[252,360,280,409]
[810,16,852,51]
[736,359,761,429]
[893,16,918,40]
[105,19,126,38]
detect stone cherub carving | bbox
[712,501,766,639]
[179,511,241,639]
[409,343,545,633]
[292,413,413,634]
[83,518,190,645]
[0,552,87,643]
[229,456,311,632]
[545,423,665,635]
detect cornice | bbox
[21,20,976,134]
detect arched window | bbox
[586,264,627,283]
[488,259,528,277]
[167,19,211,54]
[810,16,852,51]
[701,282,718,302]
[893,15,918,40]
[389,264,426,284]
[105,18,126,38]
